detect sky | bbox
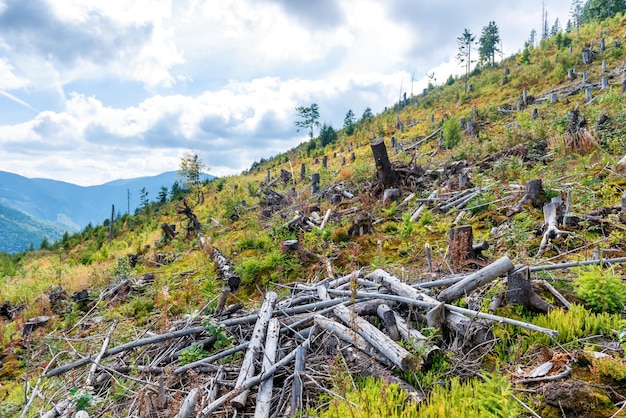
[0,0,573,186]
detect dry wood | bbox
[177,199,203,236]
[333,304,415,371]
[537,197,572,256]
[207,366,224,404]
[392,311,442,366]
[410,190,438,222]
[507,179,547,216]
[290,344,307,416]
[437,256,514,303]
[327,289,558,337]
[201,330,315,417]
[85,320,117,386]
[540,279,571,309]
[529,256,626,272]
[254,318,280,418]
[232,291,278,410]
[370,137,397,188]
[175,388,200,418]
[41,399,71,418]
[212,247,241,291]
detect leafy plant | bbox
[203,318,233,350]
[573,265,626,313]
[178,343,211,365]
[69,386,101,411]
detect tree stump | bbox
[311,173,320,194]
[370,137,396,189]
[449,225,477,270]
[508,179,547,216]
[506,266,552,313]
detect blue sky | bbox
[0,0,571,185]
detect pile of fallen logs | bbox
[36,247,626,417]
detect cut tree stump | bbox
[507,179,547,216]
[448,225,488,269]
[506,266,553,313]
[537,196,572,257]
[370,137,397,189]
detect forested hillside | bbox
[1,9,626,418]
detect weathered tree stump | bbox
[370,137,396,189]
[508,179,547,216]
[311,173,320,194]
[448,225,487,269]
[506,266,553,313]
[161,223,177,240]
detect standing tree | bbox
[344,109,356,136]
[570,0,583,35]
[319,123,338,147]
[550,18,562,36]
[178,152,207,204]
[527,29,537,47]
[457,28,476,93]
[361,107,373,122]
[139,187,149,211]
[295,103,320,140]
[581,0,625,23]
[478,21,501,67]
[158,186,168,204]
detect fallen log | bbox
[327,289,558,337]
[232,291,278,410]
[392,311,442,367]
[201,330,316,417]
[410,190,438,222]
[176,388,200,418]
[212,248,241,291]
[437,256,514,303]
[377,304,401,341]
[333,304,416,371]
[536,197,573,256]
[254,318,280,418]
[529,256,626,272]
[290,344,307,416]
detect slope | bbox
[1,12,626,418]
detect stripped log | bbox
[232,291,278,410]
[212,248,241,291]
[367,269,492,344]
[176,388,200,418]
[290,344,307,416]
[201,332,315,417]
[437,256,514,303]
[254,318,280,418]
[392,311,442,367]
[410,190,438,222]
[333,304,415,371]
[313,315,393,367]
[506,266,553,313]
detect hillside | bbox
[1,13,626,418]
[0,171,214,253]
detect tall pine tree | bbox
[478,21,501,67]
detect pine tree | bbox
[478,21,501,67]
[178,152,207,203]
[344,110,356,136]
[295,103,321,140]
[457,29,476,92]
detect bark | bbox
[175,388,200,418]
[370,137,397,189]
[537,196,571,256]
[377,304,401,341]
[290,344,307,416]
[232,291,278,410]
[212,247,241,291]
[437,256,514,303]
[161,223,178,240]
[177,200,203,236]
[448,225,478,270]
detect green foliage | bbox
[317,377,420,418]
[594,356,626,383]
[178,343,211,365]
[235,250,301,287]
[442,116,462,149]
[69,385,101,411]
[478,21,501,67]
[319,123,338,147]
[344,109,356,135]
[204,319,233,350]
[531,304,626,345]
[573,265,626,313]
[295,103,321,140]
[416,372,520,417]
[518,47,531,65]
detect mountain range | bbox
[0,170,214,253]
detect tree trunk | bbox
[448,225,475,270]
[370,137,396,189]
[254,318,280,418]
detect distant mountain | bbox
[0,170,214,253]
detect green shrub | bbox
[178,343,210,365]
[574,266,626,313]
[442,116,462,149]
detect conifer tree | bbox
[457,29,476,92]
[478,21,501,67]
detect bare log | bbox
[212,247,241,291]
[201,331,315,417]
[392,311,442,367]
[85,320,117,386]
[506,266,553,313]
[529,257,626,272]
[437,256,514,303]
[333,304,416,371]
[232,291,278,410]
[176,388,200,418]
[540,280,571,309]
[290,344,307,416]
[254,318,280,418]
[410,190,438,222]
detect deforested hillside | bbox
[1,12,626,418]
